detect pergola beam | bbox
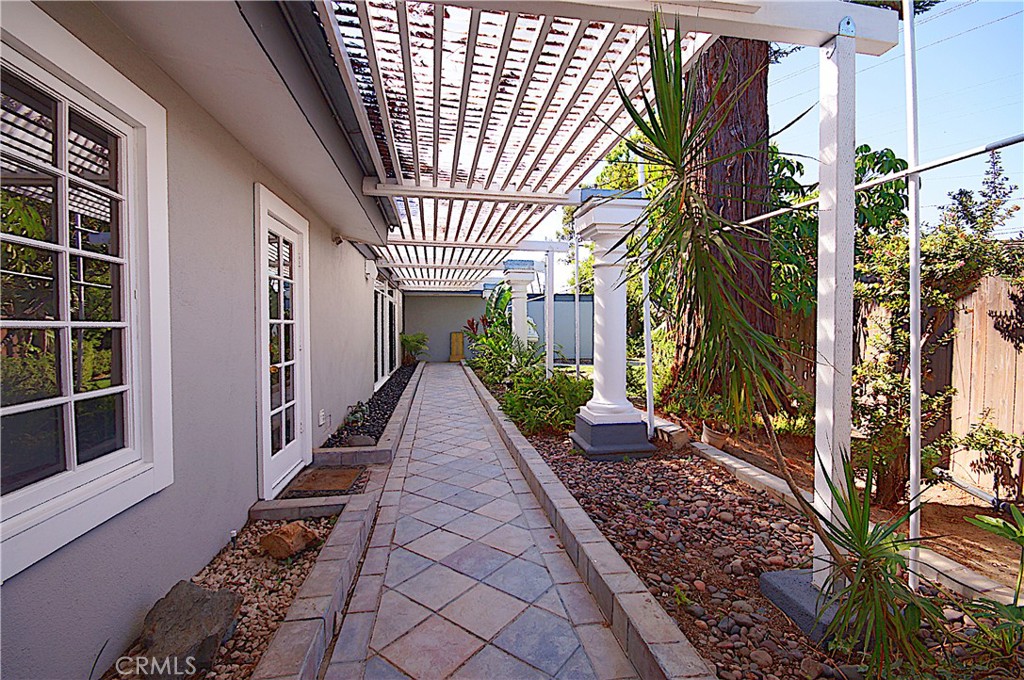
[385,239,570,252]
[452,0,898,55]
[380,261,504,271]
[363,179,576,205]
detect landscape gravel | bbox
[530,434,837,680]
[192,516,336,680]
[321,363,416,447]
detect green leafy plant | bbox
[343,401,369,427]
[966,505,1024,606]
[957,418,1024,503]
[399,332,429,365]
[815,455,942,677]
[673,585,693,608]
[499,369,592,435]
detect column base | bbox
[569,413,655,462]
[759,569,839,642]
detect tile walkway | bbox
[325,363,638,680]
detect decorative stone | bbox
[749,649,773,667]
[260,521,319,559]
[345,434,376,447]
[799,657,824,679]
[138,580,241,678]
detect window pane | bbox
[74,393,125,464]
[282,281,293,320]
[280,239,292,279]
[68,109,118,190]
[270,412,282,455]
[69,184,119,256]
[1,70,57,167]
[269,323,281,364]
[270,366,281,410]
[269,278,280,320]
[1,405,66,494]
[285,406,295,445]
[69,256,121,321]
[1,241,58,320]
[72,328,123,393]
[268,233,279,275]
[284,364,294,404]
[283,324,293,362]
[1,327,61,406]
[2,155,58,242]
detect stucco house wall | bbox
[404,294,486,363]
[0,4,378,677]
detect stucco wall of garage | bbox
[0,4,377,678]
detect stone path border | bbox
[314,363,426,466]
[251,466,388,680]
[463,364,715,680]
[687,441,1016,605]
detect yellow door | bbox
[449,332,465,362]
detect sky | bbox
[520,0,1024,293]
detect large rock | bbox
[345,434,376,447]
[139,580,240,678]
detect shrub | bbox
[466,320,543,386]
[956,416,1024,502]
[399,332,429,364]
[500,369,592,435]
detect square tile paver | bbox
[394,564,476,611]
[480,523,534,556]
[381,615,484,680]
[404,529,471,561]
[440,541,514,580]
[394,516,434,546]
[476,498,523,523]
[415,481,463,502]
[452,645,547,680]
[493,607,581,675]
[412,502,467,527]
[443,513,503,540]
[363,655,410,680]
[556,647,599,680]
[445,489,493,511]
[484,558,554,603]
[440,583,529,640]
[384,548,433,588]
[370,590,432,651]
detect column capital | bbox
[503,260,536,289]
[577,197,646,255]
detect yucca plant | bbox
[965,505,1024,606]
[615,13,850,576]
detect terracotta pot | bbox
[701,421,729,449]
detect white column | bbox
[578,221,641,425]
[545,249,556,376]
[504,262,534,344]
[814,19,856,591]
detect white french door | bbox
[256,185,311,499]
[373,282,398,389]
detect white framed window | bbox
[373,279,398,388]
[0,4,171,582]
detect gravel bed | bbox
[530,434,833,680]
[321,364,416,447]
[193,516,336,680]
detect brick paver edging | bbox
[688,442,1016,605]
[314,362,426,466]
[251,466,388,680]
[462,364,715,680]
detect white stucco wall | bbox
[0,5,376,677]
[404,294,486,363]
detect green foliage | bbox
[816,455,942,678]
[956,417,1024,502]
[399,332,429,364]
[966,505,1024,606]
[344,401,369,427]
[500,369,593,435]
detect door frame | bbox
[255,184,313,499]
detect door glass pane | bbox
[68,109,118,190]
[285,406,295,445]
[270,412,282,454]
[69,184,119,256]
[72,328,122,393]
[283,324,293,362]
[75,393,125,463]
[69,256,121,321]
[282,281,293,320]
[267,233,279,275]
[1,70,57,167]
[270,366,282,409]
[269,324,281,364]
[269,279,280,319]
[1,327,61,406]
[1,155,58,242]
[284,364,294,403]
[1,405,65,494]
[280,239,292,279]
[389,301,396,372]
[1,242,58,320]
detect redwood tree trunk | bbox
[666,38,774,392]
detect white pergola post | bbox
[504,260,534,344]
[570,197,654,460]
[545,249,556,376]
[813,18,857,591]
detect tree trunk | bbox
[666,38,773,392]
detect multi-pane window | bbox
[1,69,130,495]
[267,232,297,455]
[373,281,398,385]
